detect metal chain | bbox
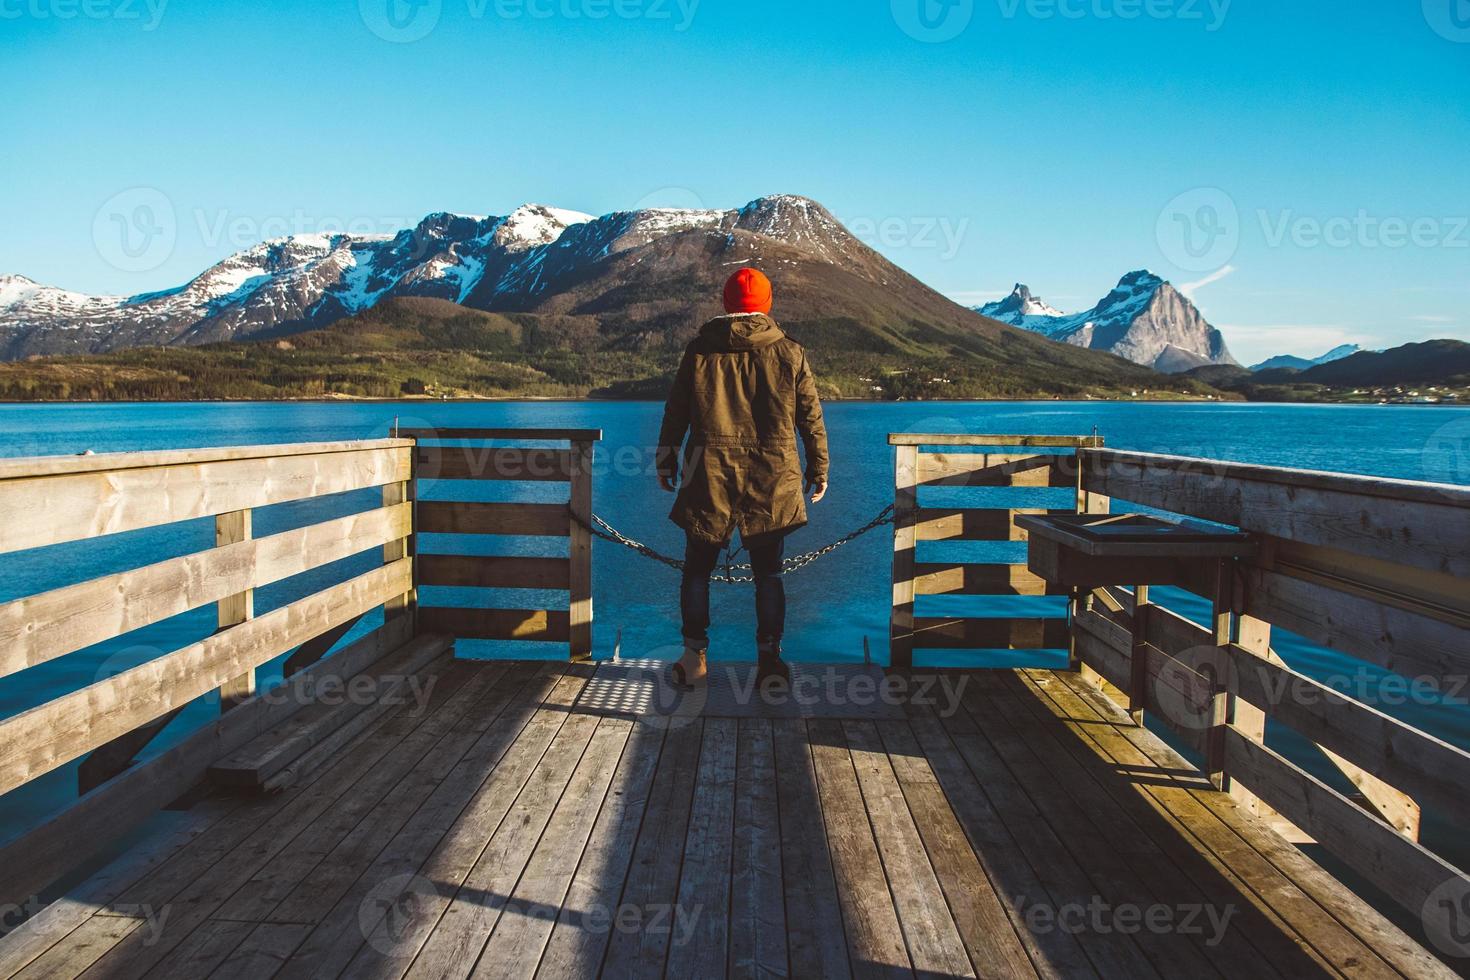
[569,505,895,584]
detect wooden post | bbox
[1127,585,1151,726]
[383,464,416,633]
[216,509,255,712]
[1074,452,1110,683]
[568,439,595,662]
[890,444,918,672]
[1205,558,1232,788]
[1228,612,1270,814]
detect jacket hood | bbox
[699,313,785,352]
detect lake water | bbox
[2,400,1468,888]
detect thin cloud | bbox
[1179,265,1237,299]
[1409,315,1455,323]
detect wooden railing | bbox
[407,428,600,661]
[1070,448,1470,929]
[0,439,421,905]
[0,429,603,907]
[889,433,1104,669]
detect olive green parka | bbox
[657,314,829,544]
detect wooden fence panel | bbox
[1080,449,1470,578]
[417,501,570,537]
[0,503,411,681]
[417,446,575,482]
[0,560,412,797]
[0,443,412,556]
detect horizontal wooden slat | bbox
[398,428,602,443]
[1187,542,1470,684]
[209,633,453,792]
[1073,610,1213,754]
[1222,644,1470,824]
[417,446,575,482]
[0,439,414,481]
[418,555,571,590]
[0,618,415,909]
[912,562,1062,596]
[1080,449,1470,577]
[1223,728,1470,922]
[916,453,1071,488]
[417,501,570,537]
[0,503,411,681]
[419,607,571,643]
[0,446,411,556]
[0,560,412,799]
[908,616,1069,650]
[915,508,1057,542]
[889,433,1100,448]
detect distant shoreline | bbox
[0,396,1463,408]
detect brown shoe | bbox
[671,647,708,688]
[757,641,790,688]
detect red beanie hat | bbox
[723,268,773,315]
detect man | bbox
[657,267,829,687]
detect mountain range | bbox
[978,273,1238,374]
[0,196,1207,401]
[1249,345,1362,373]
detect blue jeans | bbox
[681,533,785,651]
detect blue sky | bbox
[2,0,1466,364]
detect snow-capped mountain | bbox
[978,284,1065,326]
[977,271,1238,373]
[0,196,945,360]
[1250,344,1362,373]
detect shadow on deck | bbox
[0,659,1450,980]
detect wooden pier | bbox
[0,430,1465,978]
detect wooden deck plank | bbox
[898,710,1098,980]
[874,720,1039,980]
[470,717,636,978]
[598,718,705,977]
[534,721,666,978]
[805,719,913,979]
[940,693,1170,975]
[144,919,258,980]
[729,719,788,980]
[933,698,1162,978]
[208,923,313,980]
[213,662,515,922]
[1011,670,1348,977]
[841,720,975,978]
[5,662,1455,980]
[295,667,592,980]
[0,799,242,979]
[10,915,142,980]
[665,718,739,979]
[1051,669,1459,980]
[1040,670,1429,980]
[959,673,1229,980]
[988,669,1311,979]
[770,719,851,980]
[402,709,605,978]
[69,660,477,980]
